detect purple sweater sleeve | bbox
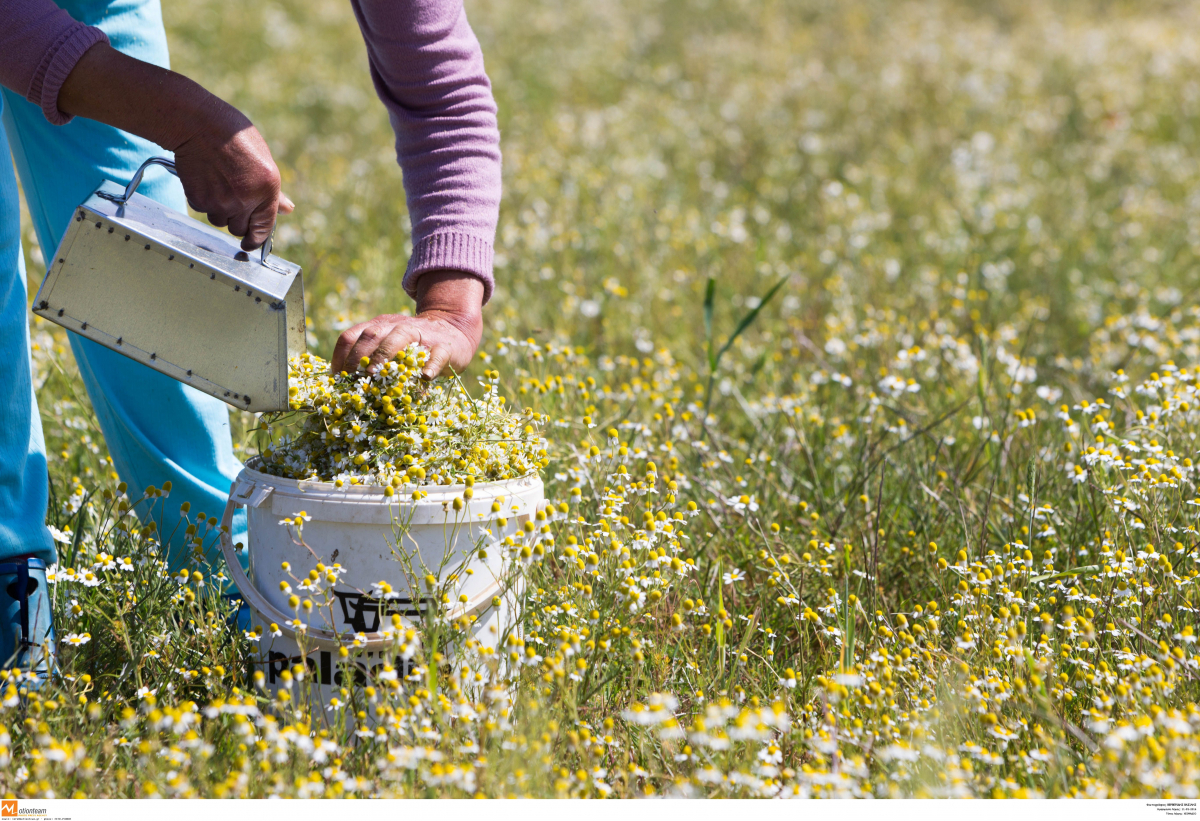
[0,0,108,125]
[349,0,502,303]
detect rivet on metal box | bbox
[31,156,305,413]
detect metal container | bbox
[31,156,304,413]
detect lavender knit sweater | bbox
[0,0,502,301]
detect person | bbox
[0,0,501,683]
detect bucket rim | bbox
[238,457,543,499]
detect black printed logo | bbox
[332,589,431,633]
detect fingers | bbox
[328,315,474,379]
[226,210,251,241]
[205,207,230,229]
[331,325,367,374]
[333,319,412,375]
[240,198,280,251]
[422,344,453,380]
[350,324,422,373]
[175,123,286,247]
[365,326,422,372]
[340,324,386,372]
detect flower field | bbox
[14,0,1200,798]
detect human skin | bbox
[58,43,292,250]
[330,271,484,379]
[57,42,483,377]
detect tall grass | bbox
[12,0,1200,798]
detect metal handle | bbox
[119,156,179,204]
[259,224,275,266]
[122,155,277,268]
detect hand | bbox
[330,271,485,378]
[172,98,295,250]
[59,43,293,251]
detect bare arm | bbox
[59,42,292,250]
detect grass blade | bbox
[704,277,717,369]
[713,274,789,365]
[1030,565,1100,584]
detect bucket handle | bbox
[110,156,277,268]
[219,483,500,651]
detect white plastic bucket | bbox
[219,461,542,708]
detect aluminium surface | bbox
[31,180,305,413]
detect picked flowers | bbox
[257,347,547,488]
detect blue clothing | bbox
[0,557,56,684]
[0,0,246,571]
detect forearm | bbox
[415,271,484,318]
[56,41,287,250]
[58,42,240,152]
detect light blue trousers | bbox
[0,0,246,571]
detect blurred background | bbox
[14,1,1200,797]
[23,0,1200,476]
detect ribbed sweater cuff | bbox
[28,24,109,126]
[404,232,496,304]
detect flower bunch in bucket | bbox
[257,346,546,491]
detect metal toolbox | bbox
[31,156,305,413]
